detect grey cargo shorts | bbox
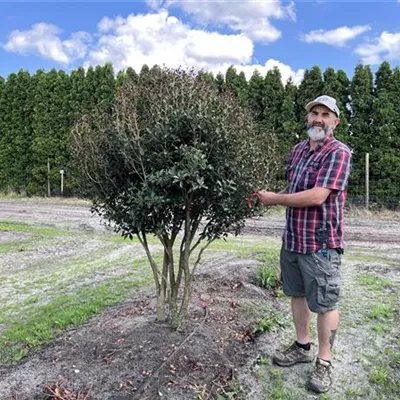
[280,245,342,313]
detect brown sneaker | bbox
[273,342,315,367]
[307,358,332,393]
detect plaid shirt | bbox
[283,135,352,254]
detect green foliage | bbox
[256,249,281,290]
[253,311,287,335]
[71,66,279,326]
[256,264,279,289]
[0,69,34,192]
[368,304,393,320]
[0,60,400,206]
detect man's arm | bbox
[257,186,331,208]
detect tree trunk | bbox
[156,287,166,322]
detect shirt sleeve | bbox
[315,148,352,191]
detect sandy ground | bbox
[0,199,399,399]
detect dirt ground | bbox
[0,199,399,400]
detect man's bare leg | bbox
[292,296,312,344]
[317,309,339,360]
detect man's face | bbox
[306,104,340,136]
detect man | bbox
[257,95,351,393]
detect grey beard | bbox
[307,127,325,141]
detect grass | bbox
[255,249,281,290]
[252,302,289,336]
[0,275,152,364]
[0,221,67,236]
[0,218,283,366]
[367,304,394,320]
[0,218,161,365]
[357,274,393,289]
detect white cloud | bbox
[355,31,400,64]
[148,0,296,43]
[3,23,91,64]
[230,59,305,85]
[3,9,304,85]
[89,10,253,72]
[87,10,303,84]
[301,25,371,47]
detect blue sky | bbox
[1,0,400,84]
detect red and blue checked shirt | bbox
[283,135,352,254]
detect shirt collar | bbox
[305,134,333,152]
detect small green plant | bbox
[345,387,361,399]
[369,366,388,385]
[357,274,392,289]
[368,304,392,320]
[372,322,390,334]
[253,310,287,335]
[256,264,279,289]
[255,250,281,290]
[215,378,244,399]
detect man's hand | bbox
[257,191,279,206]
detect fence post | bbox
[47,158,51,197]
[365,153,369,209]
[60,167,64,196]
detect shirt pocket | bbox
[299,165,319,190]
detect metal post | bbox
[60,168,64,196]
[365,153,369,209]
[47,158,51,197]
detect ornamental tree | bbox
[71,67,279,328]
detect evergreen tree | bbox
[336,69,351,112]
[94,63,115,113]
[323,67,350,143]
[0,70,34,192]
[215,72,225,94]
[279,78,299,154]
[369,89,398,204]
[262,67,284,133]
[237,71,248,105]
[126,67,139,83]
[197,70,216,87]
[247,69,265,122]
[116,70,127,87]
[225,65,239,95]
[70,67,90,121]
[30,69,72,195]
[348,64,374,198]
[369,62,399,206]
[84,66,97,112]
[375,61,392,95]
[296,65,324,119]
[140,64,150,78]
[224,66,248,105]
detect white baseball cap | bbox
[305,95,340,117]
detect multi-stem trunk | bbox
[137,230,167,322]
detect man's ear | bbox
[334,117,340,128]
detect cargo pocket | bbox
[316,276,340,307]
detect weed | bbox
[253,310,287,335]
[255,250,281,289]
[357,274,392,289]
[371,322,391,334]
[368,304,393,320]
[256,264,279,289]
[369,366,388,385]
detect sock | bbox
[296,341,311,351]
[318,358,332,365]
